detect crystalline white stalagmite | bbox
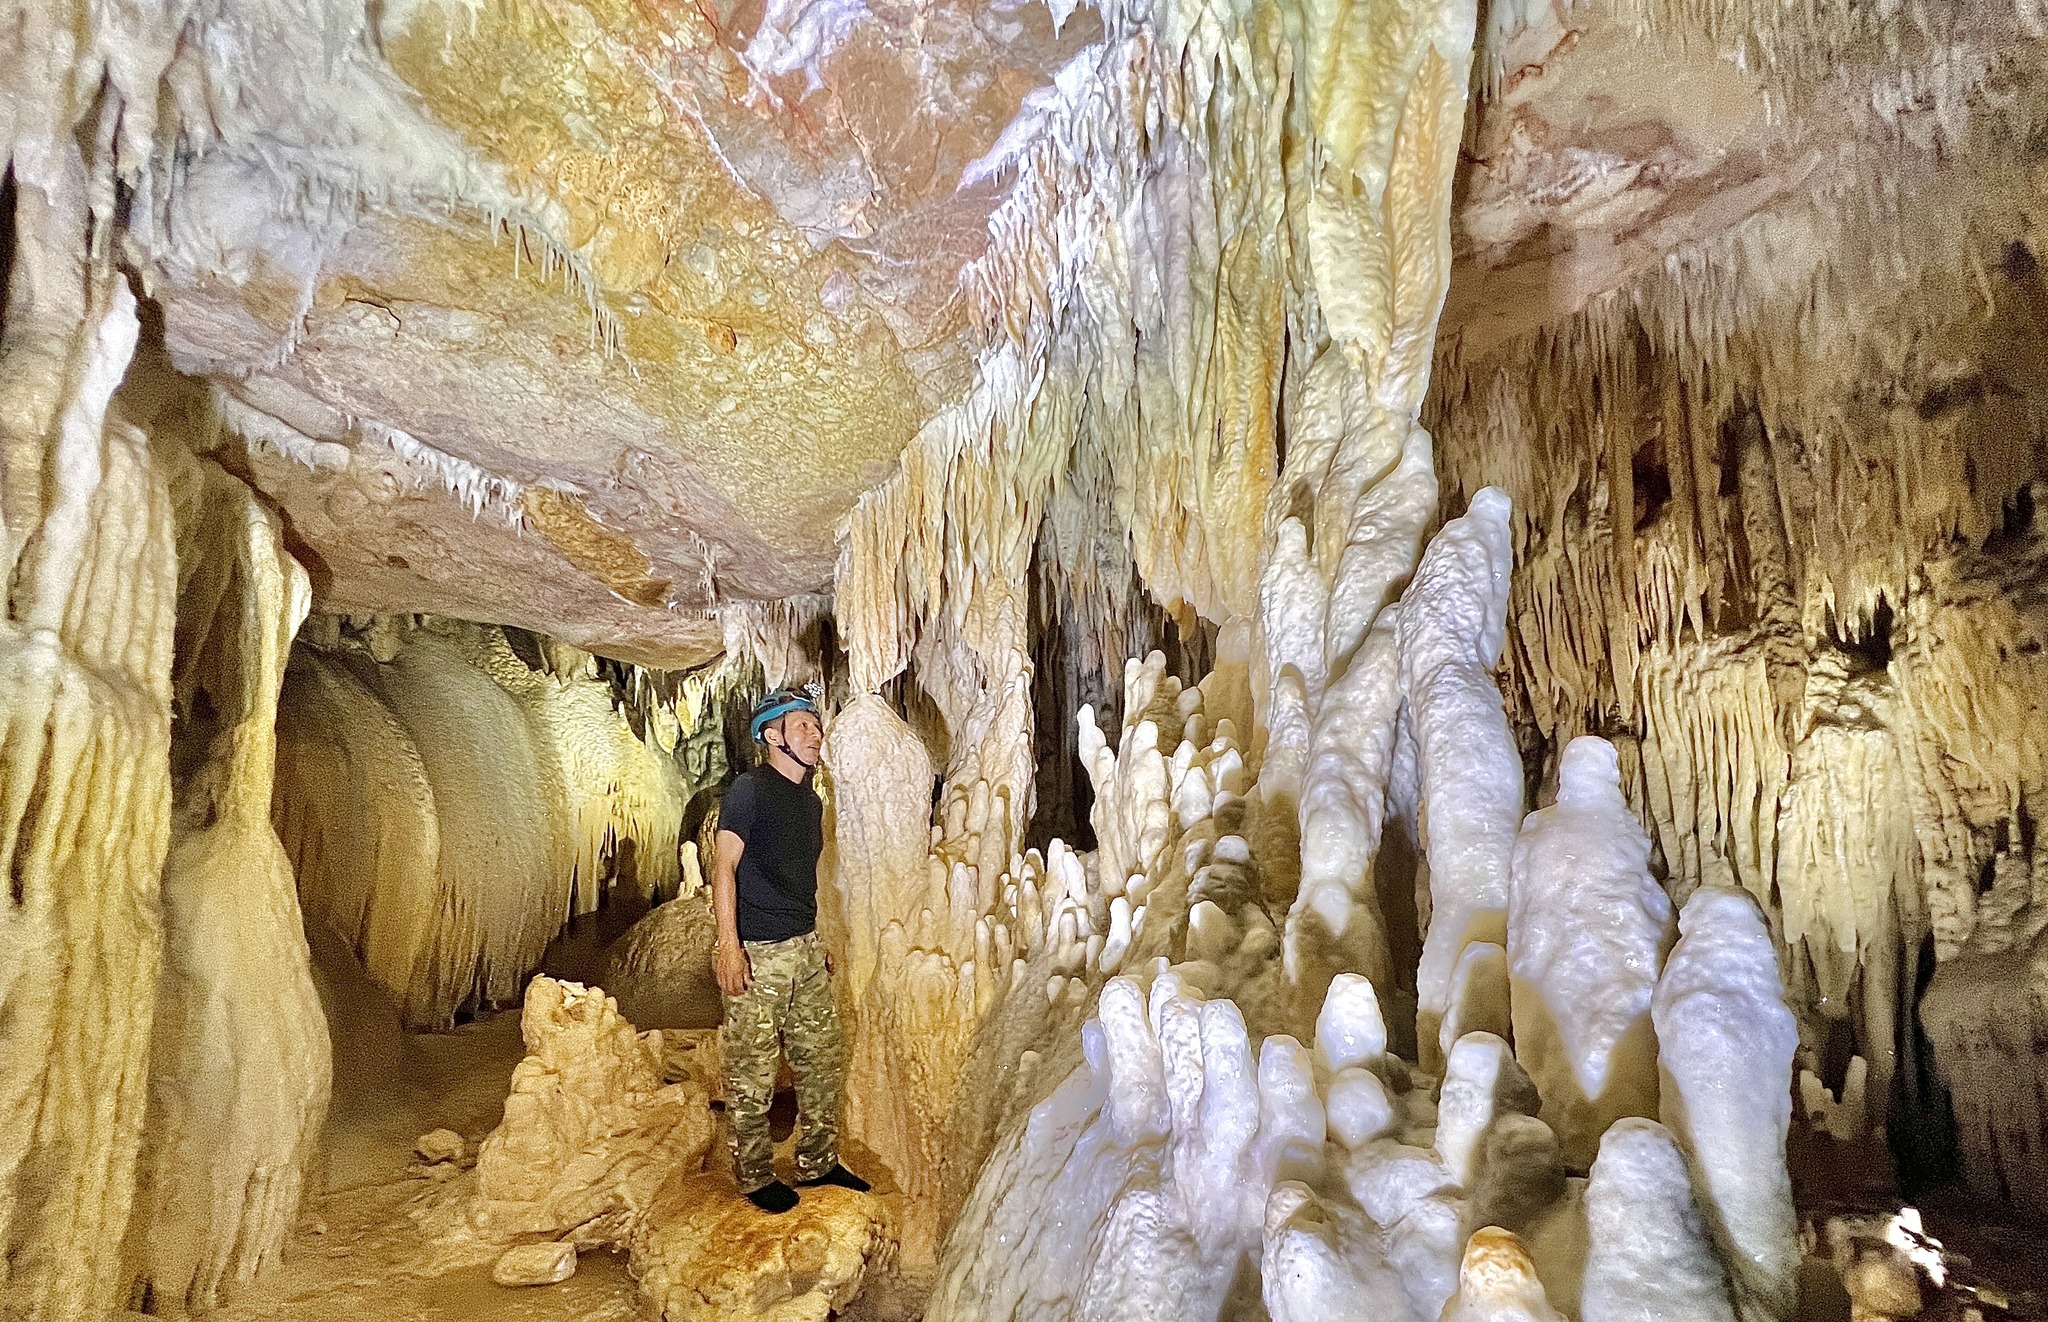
[1288,614,1405,989]
[1651,888,1800,1322]
[1438,940,1511,1063]
[1581,1119,1738,1322]
[1399,485,1521,1066]
[1507,736,1673,1167]
[1435,1031,1541,1191]
[1262,1182,1420,1322]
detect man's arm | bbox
[713,828,751,995]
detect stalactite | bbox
[1429,52,2048,1146]
[366,633,565,1009]
[134,450,326,1313]
[462,626,688,910]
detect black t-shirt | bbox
[719,764,822,942]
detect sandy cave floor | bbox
[202,1010,654,1322]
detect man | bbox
[713,688,870,1213]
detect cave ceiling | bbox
[136,0,2018,669]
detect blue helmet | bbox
[749,688,820,743]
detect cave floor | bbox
[205,1011,654,1321]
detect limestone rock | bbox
[599,892,722,1031]
[466,977,893,1320]
[491,1241,577,1287]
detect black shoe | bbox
[745,1180,799,1213]
[797,1164,871,1193]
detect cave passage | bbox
[2,0,2047,1319]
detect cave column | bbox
[0,151,179,1320]
[133,453,328,1312]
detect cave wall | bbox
[0,154,337,1314]
[0,259,178,1319]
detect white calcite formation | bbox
[1507,736,1673,1167]
[814,0,1822,1314]
[928,875,1800,1321]
[1397,488,1522,1068]
[134,454,329,1313]
[2,0,2020,1308]
[1652,889,1801,1322]
[1581,1119,1738,1322]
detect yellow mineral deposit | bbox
[0,0,2039,1316]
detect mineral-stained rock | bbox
[491,1241,578,1287]
[634,1176,896,1322]
[599,892,722,1032]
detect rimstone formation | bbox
[0,0,2043,1318]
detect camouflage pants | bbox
[720,931,846,1192]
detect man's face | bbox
[773,709,824,765]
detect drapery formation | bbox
[276,619,693,1029]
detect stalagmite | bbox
[1400,487,1521,1065]
[1287,614,1405,989]
[598,890,721,1031]
[1507,736,1672,1166]
[467,977,716,1243]
[453,977,893,1320]
[1581,1119,1739,1322]
[1440,1227,1563,1322]
[1652,888,1800,1322]
[1262,1182,1419,1322]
